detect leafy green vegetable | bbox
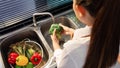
[26,62,34,68]
[49,24,63,39]
[26,50,31,59]
[9,39,43,68]
[15,65,22,68]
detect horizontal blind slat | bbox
[0,0,72,29]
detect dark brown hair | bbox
[76,0,120,68]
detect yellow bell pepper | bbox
[16,55,28,66]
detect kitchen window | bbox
[0,0,72,32]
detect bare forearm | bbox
[53,42,61,50]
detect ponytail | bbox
[83,0,120,68]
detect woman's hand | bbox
[59,24,75,38]
[51,29,61,50]
[51,29,59,44]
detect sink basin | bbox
[0,27,52,68]
[39,17,79,50]
[0,17,79,68]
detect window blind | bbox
[0,0,72,29]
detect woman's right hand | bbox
[59,24,75,38]
[50,29,61,50]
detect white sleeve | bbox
[58,54,75,68]
[54,48,76,68]
[53,37,90,68]
[56,48,76,68]
[54,49,63,65]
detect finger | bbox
[50,35,54,40]
[59,23,65,27]
[53,29,57,37]
[50,35,53,38]
[59,24,69,31]
[59,24,66,31]
[59,23,62,26]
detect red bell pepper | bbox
[30,52,42,65]
[8,52,19,64]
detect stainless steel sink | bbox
[0,27,53,68]
[39,17,79,50]
[0,12,79,68]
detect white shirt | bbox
[54,26,120,68]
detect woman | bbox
[51,0,120,68]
